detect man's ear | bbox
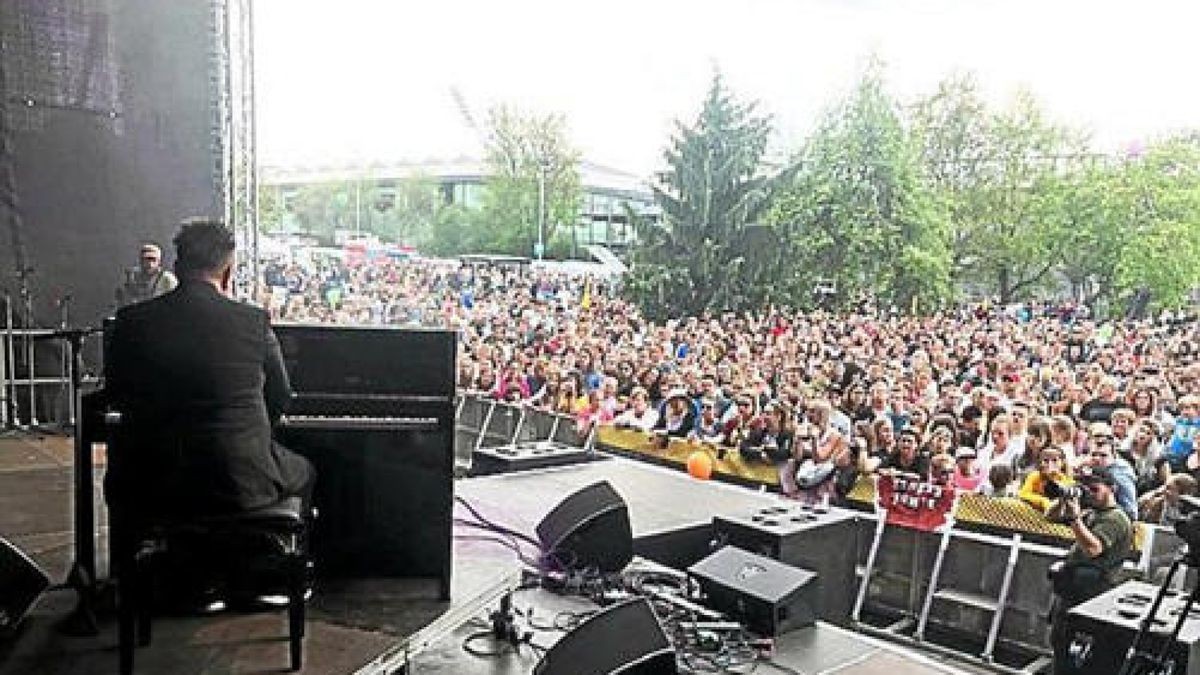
[220,263,234,295]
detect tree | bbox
[1041,161,1125,309]
[771,58,952,311]
[257,184,286,232]
[287,181,351,242]
[424,204,482,257]
[912,79,1089,303]
[366,173,441,247]
[1109,136,1200,309]
[909,73,992,276]
[477,105,582,257]
[974,91,1090,302]
[625,73,790,319]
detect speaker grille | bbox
[535,480,633,573]
[0,536,50,630]
[534,598,676,675]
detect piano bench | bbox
[115,498,310,675]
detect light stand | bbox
[1115,544,1200,675]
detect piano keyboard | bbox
[278,415,441,431]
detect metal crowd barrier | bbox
[588,423,1188,668]
[849,514,1184,670]
[1,324,75,430]
[449,393,1200,671]
[453,394,587,468]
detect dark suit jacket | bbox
[105,280,291,514]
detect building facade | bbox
[260,157,659,253]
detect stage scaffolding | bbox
[0,0,257,428]
[211,0,259,301]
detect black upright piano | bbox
[273,324,457,600]
[83,323,457,600]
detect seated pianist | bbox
[104,219,315,607]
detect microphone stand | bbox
[18,267,37,428]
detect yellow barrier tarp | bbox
[596,427,781,485]
[598,425,1146,548]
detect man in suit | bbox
[105,219,313,517]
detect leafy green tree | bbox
[287,181,351,242]
[366,173,441,247]
[424,204,482,257]
[1040,160,1125,309]
[1109,136,1200,309]
[771,59,952,311]
[913,79,1089,303]
[909,73,992,276]
[973,91,1089,302]
[477,105,582,257]
[257,184,286,232]
[625,73,791,319]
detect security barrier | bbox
[588,419,1182,666]
[1,325,74,430]
[453,395,585,469]
[596,426,781,487]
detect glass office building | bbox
[261,158,660,252]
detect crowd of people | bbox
[259,254,1200,525]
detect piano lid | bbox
[275,324,457,401]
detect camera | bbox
[1044,478,1089,506]
[1173,495,1200,550]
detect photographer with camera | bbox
[1048,465,1134,674]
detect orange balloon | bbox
[686,451,714,480]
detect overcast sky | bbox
[254,0,1199,178]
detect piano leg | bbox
[61,376,102,636]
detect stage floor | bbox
[403,583,986,674]
[0,433,996,674]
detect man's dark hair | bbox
[173,218,235,276]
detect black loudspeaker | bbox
[1061,579,1200,675]
[688,546,818,637]
[534,597,677,675]
[713,504,857,624]
[0,536,50,633]
[535,481,632,574]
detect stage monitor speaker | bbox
[535,480,632,574]
[0,536,50,633]
[713,504,856,624]
[1061,579,1200,675]
[688,545,818,637]
[533,597,677,675]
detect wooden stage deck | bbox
[0,432,995,674]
